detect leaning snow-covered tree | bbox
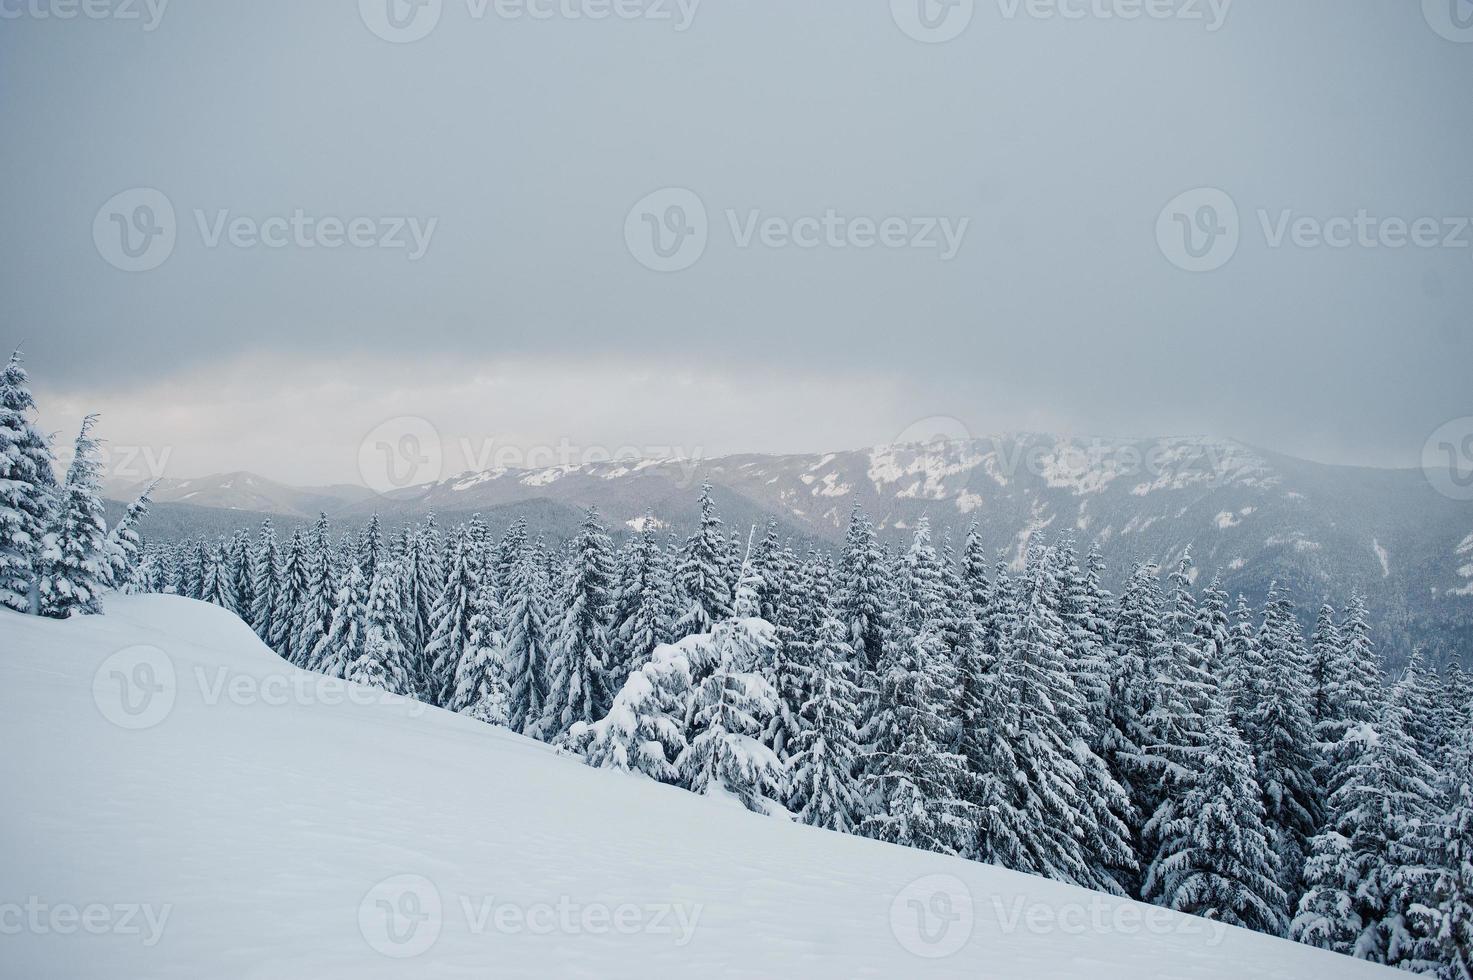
[101,480,155,594]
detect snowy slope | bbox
[0,597,1399,979]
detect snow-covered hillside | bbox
[0,597,1398,979]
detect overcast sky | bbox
[3,1,1471,485]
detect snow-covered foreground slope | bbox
[0,598,1397,979]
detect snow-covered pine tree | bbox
[502,533,553,736]
[1104,562,1165,853]
[997,546,1131,891]
[180,540,207,600]
[423,528,479,707]
[834,502,891,674]
[675,573,783,814]
[447,580,509,722]
[1194,574,1231,689]
[541,506,617,738]
[248,519,279,642]
[1246,582,1321,910]
[1293,680,1438,965]
[1307,603,1342,746]
[199,541,238,613]
[0,350,57,613]
[787,612,863,832]
[358,514,384,585]
[290,514,338,669]
[1221,594,1267,733]
[671,483,732,639]
[310,561,369,678]
[1398,649,1447,771]
[227,528,254,617]
[1406,724,1473,980]
[347,557,416,698]
[399,517,445,698]
[1142,703,1287,935]
[492,517,525,606]
[101,480,155,593]
[36,415,107,618]
[1050,543,1138,895]
[608,520,671,689]
[1314,593,1384,808]
[268,528,309,661]
[1056,543,1115,753]
[860,520,972,855]
[570,635,693,782]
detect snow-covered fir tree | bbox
[671,483,732,639]
[348,558,416,698]
[290,514,338,669]
[0,350,56,614]
[101,480,155,593]
[675,574,783,814]
[1142,703,1287,935]
[268,528,309,662]
[542,507,617,738]
[447,580,509,722]
[199,541,238,613]
[36,415,107,618]
[787,612,863,832]
[1293,678,1437,965]
[835,503,890,675]
[860,520,972,855]
[311,562,369,678]
[424,529,480,707]
[502,534,554,737]
[248,519,279,642]
[608,520,672,689]
[1246,582,1320,910]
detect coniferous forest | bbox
[3,352,1470,978]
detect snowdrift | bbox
[0,596,1398,978]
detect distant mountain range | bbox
[112,433,1473,669]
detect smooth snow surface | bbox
[1,597,1399,979]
